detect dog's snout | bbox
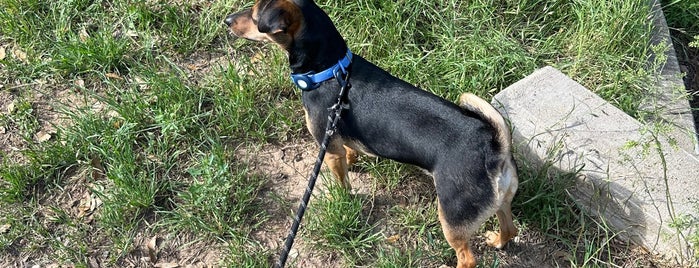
[224,14,237,26]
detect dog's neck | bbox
[287,3,348,74]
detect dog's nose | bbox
[224,14,236,27]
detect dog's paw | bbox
[484,231,505,249]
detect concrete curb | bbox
[648,0,699,155]
[493,66,698,263]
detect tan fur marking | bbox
[438,200,477,268]
[230,0,304,48]
[325,138,351,189]
[228,9,272,42]
[344,145,359,166]
[459,93,511,154]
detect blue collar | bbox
[290,49,352,91]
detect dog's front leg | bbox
[325,138,352,189]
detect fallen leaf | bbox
[13,49,27,61]
[154,262,179,268]
[88,257,100,268]
[147,235,158,263]
[0,126,5,134]
[0,46,6,60]
[90,194,102,211]
[35,131,52,143]
[75,79,85,88]
[90,156,105,181]
[6,101,15,114]
[105,72,122,80]
[250,52,263,63]
[385,234,400,243]
[76,192,96,218]
[79,28,90,42]
[124,30,138,37]
[0,223,10,233]
[106,110,120,119]
[132,76,148,90]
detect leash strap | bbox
[276,70,352,268]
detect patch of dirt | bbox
[0,78,93,165]
[238,141,377,267]
[0,90,24,164]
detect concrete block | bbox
[647,0,699,155]
[493,66,698,262]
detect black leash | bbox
[275,70,352,268]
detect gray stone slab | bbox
[648,0,699,155]
[493,66,698,262]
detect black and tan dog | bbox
[225,1,518,267]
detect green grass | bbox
[305,177,382,265]
[0,0,682,266]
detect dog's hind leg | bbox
[486,160,518,249]
[344,145,359,167]
[438,200,477,268]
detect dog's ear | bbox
[257,7,290,34]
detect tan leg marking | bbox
[325,139,351,189]
[485,174,518,249]
[344,145,359,166]
[438,200,477,268]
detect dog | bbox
[225,1,519,267]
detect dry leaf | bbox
[6,101,15,114]
[13,49,27,61]
[154,262,179,268]
[88,256,100,268]
[147,235,158,263]
[250,52,263,63]
[90,195,102,211]
[132,76,148,90]
[35,131,52,143]
[124,30,138,37]
[77,192,93,218]
[75,79,85,88]
[0,126,6,134]
[0,46,6,60]
[105,72,122,80]
[90,156,105,181]
[79,28,90,42]
[0,223,10,233]
[385,234,400,243]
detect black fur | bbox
[303,55,498,225]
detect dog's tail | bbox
[459,93,518,207]
[458,93,511,154]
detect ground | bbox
[0,86,671,266]
[0,0,695,267]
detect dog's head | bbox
[224,0,306,49]
[225,0,347,73]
